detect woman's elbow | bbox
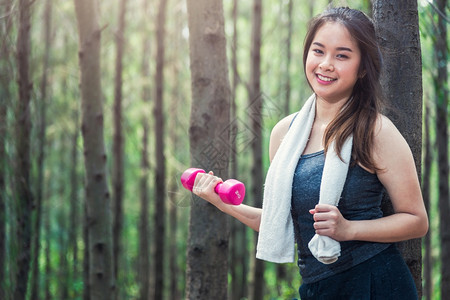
[414,212,429,238]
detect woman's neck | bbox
[314,94,349,125]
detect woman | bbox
[192,7,428,299]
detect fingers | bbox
[192,171,222,197]
[309,204,351,241]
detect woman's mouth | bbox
[316,74,336,84]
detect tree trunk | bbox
[69,105,80,292]
[44,189,51,299]
[138,113,150,300]
[112,0,127,296]
[434,0,450,297]
[138,1,151,299]
[83,203,90,300]
[248,1,264,299]
[185,0,231,298]
[74,0,115,298]
[283,0,293,116]
[276,0,294,290]
[229,1,247,299]
[153,0,168,299]
[422,101,432,300]
[14,0,34,298]
[372,1,423,296]
[30,0,51,298]
[168,20,182,299]
[0,0,13,298]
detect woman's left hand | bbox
[309,204,354,241]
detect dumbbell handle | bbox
[180,168,245,205]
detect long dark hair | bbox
[303,7,384,172]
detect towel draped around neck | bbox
[256,94,353,264]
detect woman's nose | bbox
[319,56,334,72]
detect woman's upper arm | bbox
[374,116,428,227]
[269,113,297,162]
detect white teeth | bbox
[317,74,335,82]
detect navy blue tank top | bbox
[291,150,391,284]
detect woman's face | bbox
[305,22,362,104]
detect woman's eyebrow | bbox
[312,42,353,52]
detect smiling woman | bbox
[191,6,428,299]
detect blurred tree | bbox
[185,0,231,298]
[248,1,264,299]
[138,1,151,299]
[14,0,34,297]
[372,0,423,296]
[112,0,127,297]
[433,0,449,297]
[422,100,432,300]
[153,0,168,298]
[228,1,248,299]
[0,0,13,297]
[30,0,52,298]
[73,0,115,298]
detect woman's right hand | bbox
[192,171,224,208]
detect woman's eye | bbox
[312,49,323,54]
[337,54,349,59]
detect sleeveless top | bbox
[291,150,391,284]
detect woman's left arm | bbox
[312,116,429,242]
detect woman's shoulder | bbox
[373,114,405,145]
[268,112,298,162]
[372,114,413,170]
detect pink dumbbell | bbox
[180,168,245,205]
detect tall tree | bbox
[248,1,264,299]
[433,0,449,297]
[68,105,81,293]
[112,0,127,295]
[137,0,151,299]
[153,0,168,298]
[185,0,231,298]
[372,0,423,296]
[422,101,432,300]
[30,0,52,298]
[229,1,248,299]
[167,8,184,299]
[14,0,34,297]
[283,0,293,115]
[73,0,115,298]
[0,0,13,297]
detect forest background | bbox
[0,0,448,299]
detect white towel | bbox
[256,94,353,264]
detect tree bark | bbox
[248,1,264,299]
[112,0,127,296]
[0,0,13,297]
[138,1,151,300]
[153,0,168,299]
[73,0,115,298]
[14,0,34,298]
[434,0,449,297]
[185,0,231,298]
[372,0,423,296]
[30,0,52,298]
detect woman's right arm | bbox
[193,172,263,231]
[192,113,296,232]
